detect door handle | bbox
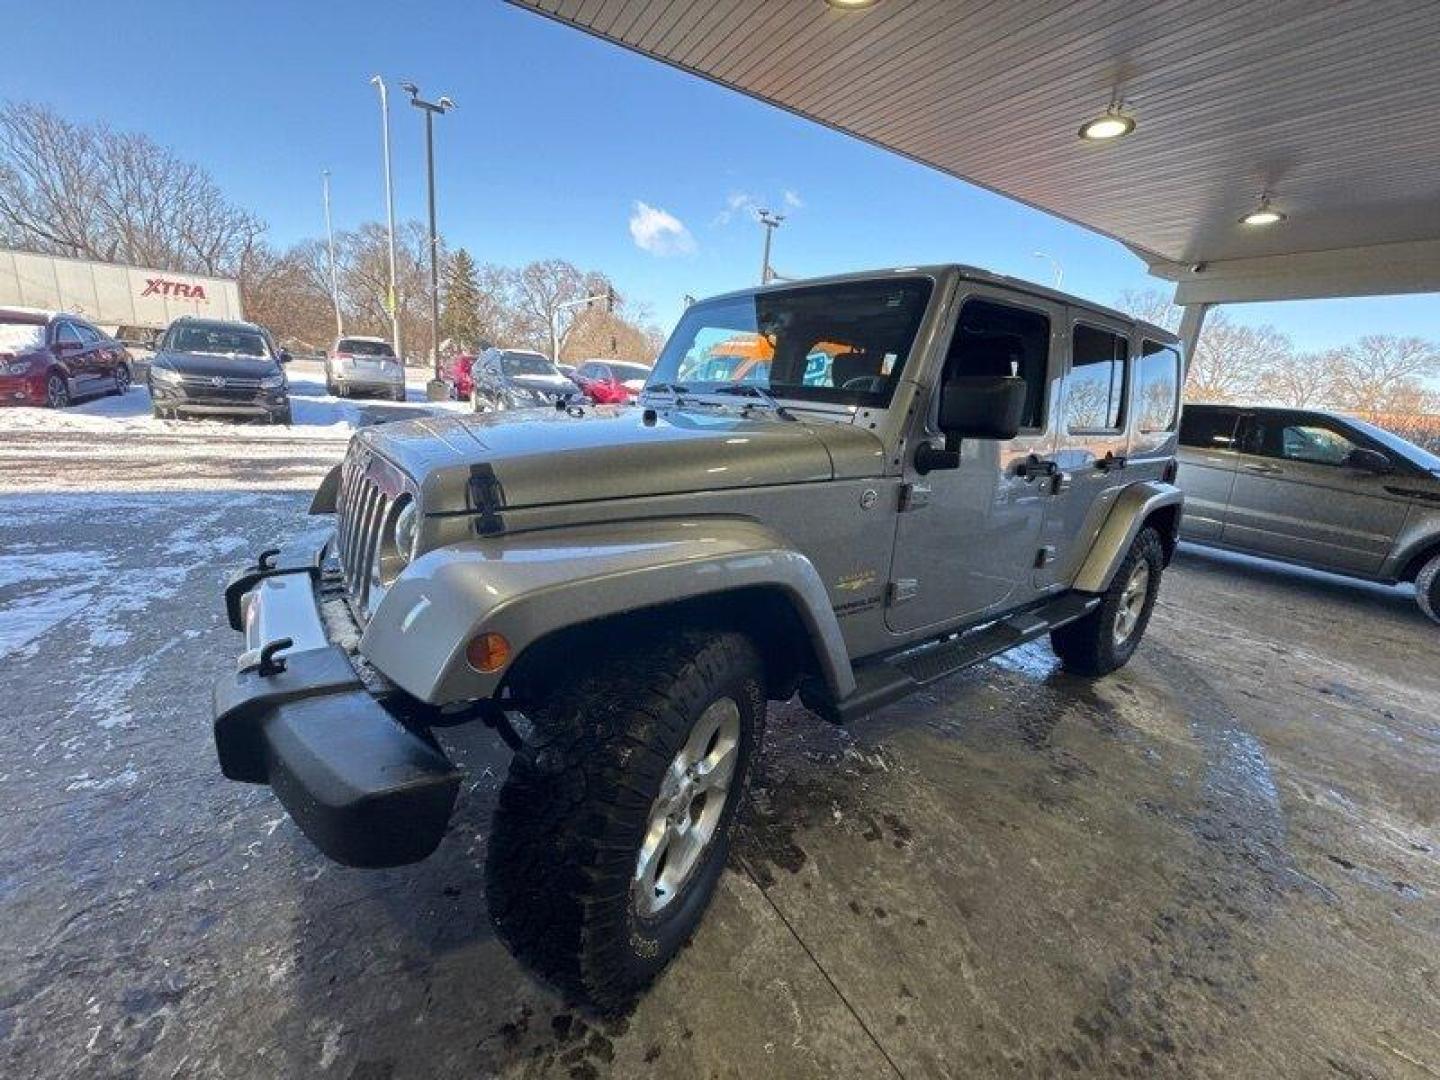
[1095,452,1127,473]
[1016,454,1059,482]
[1241,463,1282,476]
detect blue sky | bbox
[4,0,1436,349]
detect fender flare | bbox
[359,517,856,705]
[1071,481,1184,594]
[309,463,341,514]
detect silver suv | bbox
[325,336,405,400]
[212,266,1185,1007]
[1178,404,1440,622]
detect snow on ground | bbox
[0,370,470,493]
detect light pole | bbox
[1032,250,1063,289]
[370,76,402,362]
[322,170,342,337]
[549,289,615,368]
[757,209,785,284]
[401,82,454,394]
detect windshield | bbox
[167,325,270,359]
[1345,414,1440,473]
[610,362,652,382]
[649,277,934,407]
[501,351,558,376]
[0,320,46,353]
[338,338,394,357]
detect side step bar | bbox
[819,593,1100,724]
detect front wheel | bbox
[112,364,131,396]
[487,630,765,1011]
[45,373,71,409]
[1415,551,1440,625]
[1051,527,1164,676]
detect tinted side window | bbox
[1068,324,1126,431]
[55,322,83,346]
[943,298,1050,429]
[1179,407,1239,449]
[74,323,101,345]
[1135,340,1180,433]
[1280,422,1357,466]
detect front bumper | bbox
[213,546,461,867]
[152,383,289,416]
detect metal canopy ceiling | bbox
[510,0,1440,304]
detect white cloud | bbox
[628,201,695,257]
[783,189,805,209]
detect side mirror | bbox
[916,376,1027,473]
[278,350,292,364]
[1345,447,1392,474]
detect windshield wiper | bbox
[711,384,797,420]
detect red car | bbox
[444,353,477,400]
[571,359,652,404]
[0,308,132,408]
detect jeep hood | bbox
[360,405,884,511]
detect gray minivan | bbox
[1177,403,1440,622]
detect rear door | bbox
[52,320,91,389]
[1175,405,1244,542]
[1223,411,1409,575]
[1034,312,1133,588]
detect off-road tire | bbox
[487,630,766,1011]
[1415,551,1440,626]
[1051,527,1164,676]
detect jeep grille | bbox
[333,442,413,614]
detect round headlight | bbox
[393,498,419,565]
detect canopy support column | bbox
[1176,302,1211,378]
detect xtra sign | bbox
[140,277,208,301]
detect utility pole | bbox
[757,209,784,284]
[322,170,342,338]
[402,82,454,396]
[370,76,402,361]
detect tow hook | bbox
[252,637,293,678]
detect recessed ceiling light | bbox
[825,0,879,9]
[1240,196,1286,226]
[1078,109,1136,141]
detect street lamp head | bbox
[369,74,383,87]
[438,96,456,111]
[400,81,419,97]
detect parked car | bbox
[148,316,291,423]
[443,353,477,400]
[1178,403,1440,622]
[469,347,575,411]
[325,336,405,400]
[571,358,653,404]
[214,265,1185,1008]
[0,307,132,408]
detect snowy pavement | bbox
[0,370,468,492]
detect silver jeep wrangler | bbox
[214,266,1184,1007]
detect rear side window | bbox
[1134,340,1180,433]
[0,320,47,352]
[1179,407,1239,449]
[1067,324,1127,431]
[55,322,83,347]
[943,298,1051,429]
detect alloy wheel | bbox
[632,697,741,917]
[1113,559,1151,645]
[46,374,70,409]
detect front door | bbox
[1223,411,1409,576]
[887,289,1062,633]
[1034,312,1135,589]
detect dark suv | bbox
[148,317,292,423]
[0,308,132,408]
[1178,403,1440,622]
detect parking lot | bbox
[0,378,1435,1079]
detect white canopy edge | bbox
[1142,238,1440,307]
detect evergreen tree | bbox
[440,248,483,352]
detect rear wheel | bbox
[1415,551,1440,625]
[487,630,765,1011]
[45,372,70,409]
[112,364,131,396]
[1051,527,1164,676]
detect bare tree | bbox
[1325,335,1440,416]
[1255,350,1338,407]
[0,101,264,276]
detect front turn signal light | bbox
[466,632,512,673]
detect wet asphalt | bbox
[1,390,1438,1078]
